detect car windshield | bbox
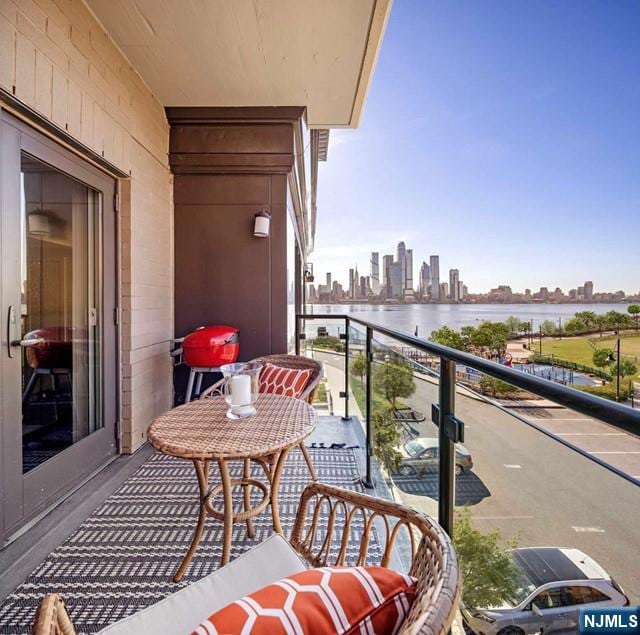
[405,440,428,456]
[504,567,538,607]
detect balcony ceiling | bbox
[83,0,392,128]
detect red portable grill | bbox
[182,325,239,367]
[24,327,73,369]
[180,325,239,401]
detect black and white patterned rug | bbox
[0,448,376,634]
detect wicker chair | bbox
[32,482,460,635]
[199,354,323,481]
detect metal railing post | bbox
[362,325,375,488]
[294,315,301,356]
[342,316,351,421]
[438,358,456,536]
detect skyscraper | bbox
[584,280,594,301]
[326,272,331,290]
[419,261,430,297]
[396,241,407,291]
[449,269,460,301]
[370,252,380,294]
[360,276,367,299]
[388,261,403,299]
[382,254,393,293]
[405,248,413,294]
[429,255,440,301]
[348,268,355,299]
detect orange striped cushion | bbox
[259,363,313,398]
[192,566,416,635]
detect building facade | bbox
[430,255,440,301]
[449,269,460,301]
[0,0,391,543]
[370,252,380,294]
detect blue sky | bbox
[314,0,640,294]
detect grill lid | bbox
[183,325,239,348]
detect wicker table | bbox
[147,393,316,581]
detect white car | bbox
[461,547,629,635]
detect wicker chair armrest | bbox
[32,594,77,635]
[298,370,323,403]
[199,377,225,399]
[289,482,460,635]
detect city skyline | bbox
[316,241,640,301]
[308,239,638,304]
[313,1,640,294]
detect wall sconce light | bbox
[253,210,271,238]
[304,263,314,283]
[28,211,51,237]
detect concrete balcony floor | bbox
[0,415,402,633]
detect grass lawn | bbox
[534,333,640,383]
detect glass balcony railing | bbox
[296,312,640,618]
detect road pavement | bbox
[312,349,640,603]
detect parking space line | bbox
[572,526,606,533]
[590,451,640,454]
[503,464,522,468]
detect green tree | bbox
[592,348,614,369]
[539,320,557,336]
[604,310,632,329]
[505,316,523,337]
[372,407,402,473]
[430,325,467,351]
[373,360,416,408]
[564,317,586,334]
[453,507,521,609]
[519,322,531,335]
[471,322,510,358]
[614,359,638,378]
[628,305,640,330]
[460,326,476,350]
[350,352,367,383]
[574,311,598,328]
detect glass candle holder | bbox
[220,362,263,419]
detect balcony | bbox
[0,1,638,633]
[1,314,638,633]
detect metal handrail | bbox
[297,313,640,430]
[296,312,640,535]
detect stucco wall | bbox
[0,0,173,452]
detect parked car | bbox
[461,547,629,635]
[396,437,473,477]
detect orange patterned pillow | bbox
[259,363,313,398]
[192,566,416,635]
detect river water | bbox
[302,303,632,338]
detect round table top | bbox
[147,393,317,460]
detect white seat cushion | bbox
[99,534,307,634]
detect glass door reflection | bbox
[20,152,102,473]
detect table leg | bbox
[219,458,234,566]
[242,458,255,538]
[299,442,318,482]
[270,448,290,534]
[174,459,209,583]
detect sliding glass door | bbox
[1,112,117,541]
